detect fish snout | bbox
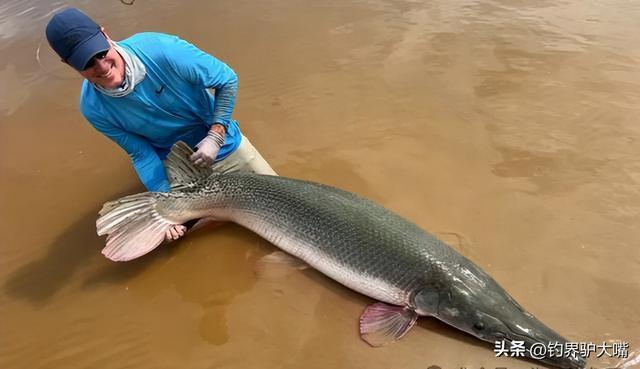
[503,320,587,369]
[544,351,587,369]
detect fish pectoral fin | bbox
[255,251,309,278]
[359,302,418,347]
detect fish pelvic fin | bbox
[359,302,419,347]
[165,141,214,187]
[97,193,177,262]
[254,250,309,278]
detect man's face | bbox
[78,44,125,89]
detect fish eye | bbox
[473,322,485,331]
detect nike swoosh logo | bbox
[155,84,165,94]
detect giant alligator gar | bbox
[97,142,586,369]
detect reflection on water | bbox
[0,1,64,42]
[1,0,639,368]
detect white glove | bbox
[165,224,187,241]
[191,129,225,167]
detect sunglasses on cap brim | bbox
[82,50,109,71]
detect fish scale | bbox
[152,173,462,306]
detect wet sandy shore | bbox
[1,0,638,368]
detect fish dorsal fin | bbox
[165,141,213,187]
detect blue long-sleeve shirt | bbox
[80,32,242,192]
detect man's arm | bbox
[210,74,237,131]
[160,38,238,126]
[86,115,171,192]
[162,36,239,166]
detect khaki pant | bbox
[211,135,277,175]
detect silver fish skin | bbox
[96,144,586,369]
[157,173,462,305]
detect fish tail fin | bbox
[97,193,176,261]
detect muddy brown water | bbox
[1,1,638,368]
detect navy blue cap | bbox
[46,8,111,71]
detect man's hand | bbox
[190,125,225,167]
[165,224,187,241]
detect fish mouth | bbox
[495,326,587,369]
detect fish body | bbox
[97,142,586,369]
[166,173,456,307]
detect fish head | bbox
[413,266,586,369]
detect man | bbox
[46,7,276,241]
